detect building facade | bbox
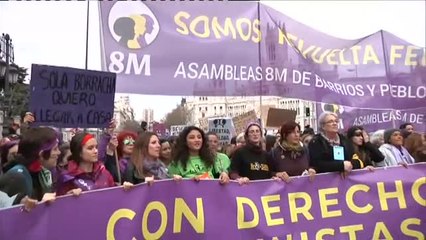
[185,96,317,131]
[142,108,154,124]
[114,95,135,126]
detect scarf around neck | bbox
[143,159,169,180]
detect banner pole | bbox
[257,2,263,127]
[85,0,90,70]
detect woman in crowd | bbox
[301,133,314,148]
[370,129,385,148]
[269,121,315,181]
[6,127,60,202]
[206,132,231,177]
[169,126,229,183]
[403,132,425,163]
[159,138,172,166]
[230,123,272,184]
[1,140,19,174]
[57,142,71,170]
[56,132,117,196]
[308,112,361,174]
[124,132,170,184]
[378,129,415,166]
[104,131,138,183]
[346,126,384,169]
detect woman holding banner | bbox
[269,121,315,181]
[346,126,384,169]
[123,132,172,184]
[230,122,272,184]
[56,132,129,196]
[169,126,229,183]
[6,127,59,203]
[377,129,415,166]
[308,112,361,175]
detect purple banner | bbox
[1,164,425,239]
[30,64,116,128]
[152,122,167,137]
[317,102,426,133]
[99,1,425,109]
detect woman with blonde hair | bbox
[124,132,171,184]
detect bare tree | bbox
[118,120,140,132]
[163,105,189,129]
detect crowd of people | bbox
[0,111,424,211]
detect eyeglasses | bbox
[123,138,135,145]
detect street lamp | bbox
[0,33,18,138]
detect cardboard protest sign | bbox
[232,110,258,134]
[208,117,235,145]
[266,108,297,128]
[30,64,116,128]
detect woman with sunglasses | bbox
[104,131,138,183]
[346,126,384,170]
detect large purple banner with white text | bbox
[0,164,425,240]
[316,102,426,133]
[99,1,425,110]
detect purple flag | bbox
[0,164,425,239]
[99,1,425,110]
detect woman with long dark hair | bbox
[57,132,131,196]
[159,138,172,166]
[346,126,384,169]
[169,126,229,183]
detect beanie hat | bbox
[346,126,364,139]
[244,122,262,137]
[384,129,400,144]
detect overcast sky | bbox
[0,1,424,121]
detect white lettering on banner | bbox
[314,74,365,97]
[174,62,425,100]
[109,52,151,75]
[353,111,425,125]
[379,84,426,99]
[174,62,286,82]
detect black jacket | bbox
[308,133,361,173]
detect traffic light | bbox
[305,107,310,117]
